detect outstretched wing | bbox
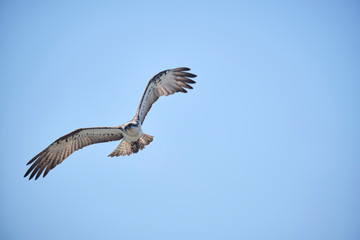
[24,127,123,180]
[135,67,197,124]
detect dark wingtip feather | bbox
[183,83,193,89]
[24,161,37,178]
[27,155,38,165]
[35,165,46,180]
[29,171,36,180]
[29,163,43,180]
[184,72,197,78]
[182,78,196,84]
[172,67,191,72]
[189,79,196,84]
[27,149,46,165]
[23,171,30,178]
[43,166,51,178]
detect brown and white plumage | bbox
[25,67,196,180]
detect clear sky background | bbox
[1,1,359,239]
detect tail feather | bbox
[138,134,153,150]
[108,134,153,157]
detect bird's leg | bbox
[131,141,140,153]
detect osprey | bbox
[24,67,196,180]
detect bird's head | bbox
[124,121,139,131]
[124,123,132,131]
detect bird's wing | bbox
[24,127,123,180]
[135,67,197,124]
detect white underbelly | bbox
[123,126,143,142]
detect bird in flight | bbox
[24,67,196,180]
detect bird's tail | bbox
[108,133,153,157]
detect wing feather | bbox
[135,67,197,124]
[24,127,123,180]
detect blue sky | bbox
[1,0,359,239]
